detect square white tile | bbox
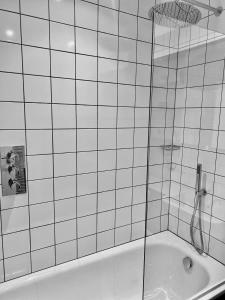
[116,168,132,189]
[53,129,76,153]
[77,129,97,151]
[75,0,97,31]
[78,235,96,257]
[24,75,51,103]
[0,11,20,43]
[0,0,19,12]
[77,151,97,174]
[55,197,76,222]
[0,73,23,102]
[56,240,77,264]
[119,12,137,39]
[76,54,97,80]
[50,0,74,25]
[53,104,76,129]
[116,187,132,208]
[77,105,97,128]
[98,32,118,59]
[98,129,116,150]
[22,16,49,48]
[116,207,131,227]
[98,210,114,232]
[98,191,115,212]
[29,179,53,205]
[98,58,117,83]
[77,80,97,105]
[76,27,97,56]
[5,254,31,281]
[21,0,48,18]
[77,173,97,196]
[54,153,76,177]
[51,22,75,52]
[30,202,54,228]
[77,194,97,217]
[98,107,117,128]
[115,225,131,245]
[55,219,77,243]
[31,224,54,250]
[118,85,135,107]
[27,130,52,155]
[97,230,114,251]
[2,206,29,234]
[98,170,115,192]
[23,46,50,76]
[52,78,75,104]
[3,230,30,258]
[0,42,22,73]
[27,154,53,180]
[99,6,118,35]
[31,247,55,272]
[54,175,76,200]
[98,150,116,171]
[77,214,96,238]
[0,102,24,129]
[51,50,75,78]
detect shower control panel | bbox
[0,146,26,196]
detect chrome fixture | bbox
[183,0,223,17]
[190,164,207,255]
[0,146,26,196]
[183,256,193,273]
[148,0,223,27]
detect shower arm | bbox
[182,0,223,16]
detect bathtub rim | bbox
[0,231,225,300]
[0,236,145,293]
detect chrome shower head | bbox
[148,1,202,28]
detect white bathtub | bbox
[0,231,225,300]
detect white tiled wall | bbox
[146,23,177,236]
[3,0,223,283]
[0,0,164,282]
[169,15,225,265]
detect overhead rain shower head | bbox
[148,1,202,28]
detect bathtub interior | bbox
[1,231,225,300]
[144,232,225,300]
[144,245,209,300]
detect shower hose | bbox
[190,191,205,255]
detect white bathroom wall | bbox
[146,26,177,235]
[0,0,164,282]
[168,12,225,265]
